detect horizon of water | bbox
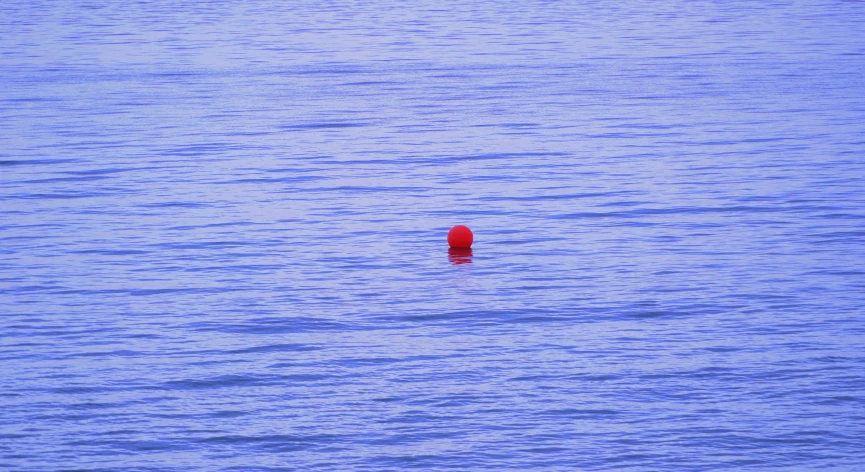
[2,1,865,470]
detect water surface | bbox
[2,1,865,470]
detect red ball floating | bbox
[447,225,473,248]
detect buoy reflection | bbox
[448,247,473,265]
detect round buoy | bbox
[447,225,473,248]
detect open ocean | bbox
[2,1,865,470]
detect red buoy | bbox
[447,225,473,248]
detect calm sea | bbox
[2,1,865,470]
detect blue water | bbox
[2,1,865,470]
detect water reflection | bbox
[448,247,473,265]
